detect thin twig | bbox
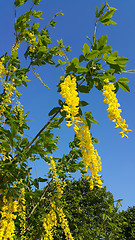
[122,70,135,73]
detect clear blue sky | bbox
[0,0,135,211]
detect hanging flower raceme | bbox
[74,120,102,190]
[0,193,18,240]
[42,157,74,240]
[103,79,132,138]
[59,75,102,190]
[0,58,7,76]
[60,75,79,127]
[18,187,26,239]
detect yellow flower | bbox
[43,159,73,240]
[0,61,7,75]
[74,121,102,190]
[0,196,18,240]
[58,208,74,240]
[59,75,102,189]
[103,79,132,138]
[60,75,79,126]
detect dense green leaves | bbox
[99,6,117,25]
[32,10,43,18]
[14,0,28,7]
[32,0,41,5]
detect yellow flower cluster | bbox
[103,79,132,138]
[0,61,7,76]
[4,82,16,104]
[60,75,102,190]
[42,202,57,240]
[42,157,74,240]
[12,41,20,52]
[13,101,25,128]
[49,157,65,200]
[58,208,74,240]
[0,82,16,116]
[0,195,18,240]
[74,120,102,190]
[29,46,35,53]
[28,32,36,43]
[60,75,79,127]
[17,181,26,239]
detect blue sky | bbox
[0,0,135,211]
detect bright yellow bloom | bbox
[0,61,7,75]
[43,158,74,240]
[103,79,132,138]
[60,75,79,126]
[60,75,102,190]
[58,208,74,240]
[0,196,18,240]
[0,82,16,116]
[74,121,102,190]
[42,202,57,240]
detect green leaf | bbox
[97,35,108,49]
[118,82,130,92]
[78,85,89,93]
[14,0,28,6]
[101,19,117,25]
[85,111,99,124]
[82,43,90,57]
[103,54,117,64]
[87,50,99,60]
[11,124,17,138]
[58,99,63,106]
[79,55,86,62]
[48,107,60,116]
[79,101,88,107]
[20,138,29,148]
[99,8,117,22]
[32,10,43,18]
[32,23,40,30]
[111,51,118,57]
[103,214,107,221]
[76,67,88,74]
[38,46,48,53]
[115,57,129,66]
[114,82,119,93]
[100,45,112,54]
[32,179,39,189]
[66,63,77,73]
[84,118,91,130]
[71,58,79,67]
[37,177,47,182]
[32,0,41,4]
[96,2,105,18]
[58,116,64,124]
[95,6,99,18]
[50,19,57,28]
[118,77,130,83]
[11,50,18,59]
[58,59,66,65]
